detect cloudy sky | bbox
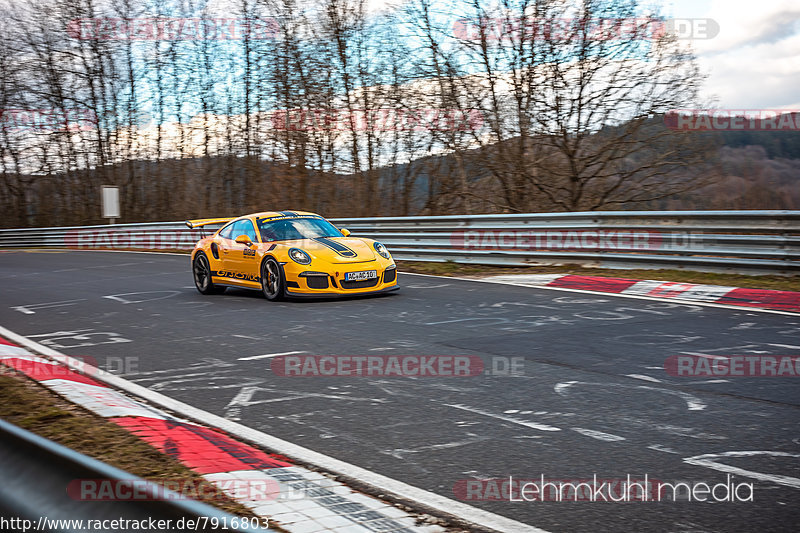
[196,0,800,110]
[668,0,800,109]
[362,0,800,110]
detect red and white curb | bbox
[0,339,446,533]
[476,274,800,315]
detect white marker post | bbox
[101,185,120,225]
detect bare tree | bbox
[404,0,716,212]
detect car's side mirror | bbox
[340,228,351,237]
[235,234,252,246]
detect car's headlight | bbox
[373,242,391,260]
[289,248,311,265]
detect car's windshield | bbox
[257,217,343,242]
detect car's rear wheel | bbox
[193,252,225,295]
[261,257,285,301]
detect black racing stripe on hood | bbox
[313,237,357,257]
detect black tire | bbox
[261,257,285,301]
[193,252,226,295]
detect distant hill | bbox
[630,144,800,210]
[626,114,800,209]
[378,114,800,213]
[714,130,800,159]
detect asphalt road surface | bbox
[1,249,798,532]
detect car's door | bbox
[226,219,261,283]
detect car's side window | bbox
[239,220,259,243]
[229,220,257,243]
[229,221,243,240]
[218,222,235,240]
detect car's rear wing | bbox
[185,217,235,229]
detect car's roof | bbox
[187,211,323,230]
[246,210,321,220]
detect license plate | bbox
[345,270,378,281]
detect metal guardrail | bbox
[0,211,798,274]
[0,418,269,532]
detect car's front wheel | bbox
[193,252,226,295]
[261,257,285,301]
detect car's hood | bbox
[277,237,377,263]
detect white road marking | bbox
[648,444,679,454]
[11,299,87,315]
[25,329,131,349]
[386,434,490,459]
[238,350,306,361]
[649,422,726,441]
[27,329,93,337]
[123,359,234,377]
[424,317,510,326]
[479,274,563,286]
[103,291,180,304]
[685,344,778,356]
[571,428,626,442]
[444,403,561,432]
[554,380,707,411]
[225,385,383,416]
[684,451,800,489]
[551,296,610,304]
[388,340,420,348]
[615,333,702,345]
[224,386,260,420]
[553,381,577,395]
[129,370,241,382]
[767,343,800,350]
[625,374,663,383]
[680,352,729,360]
[0,324,543,533]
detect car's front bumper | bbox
[282,262,398,297]
[285,284,399,298]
